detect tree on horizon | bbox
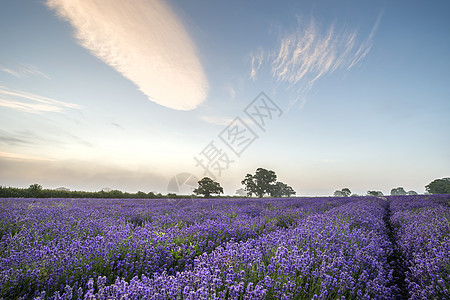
[334,188,351,197]
[391,187,407,196]
[425,178,450,194]
[241,168,295,198]
[193,177,223,197]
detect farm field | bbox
[1,195,449,299]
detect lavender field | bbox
[1,195,449,300]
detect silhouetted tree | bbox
[28,184,43,197]
[193,177,223,197]
[367,190,384,196]
[407,190,418,195]
[241,168,277,197]
[136,191,147,198]
[28,183,42,191]
[341,188,351,197]
[334,190,345,197]
[390,187,407,196]
[241,168,295,198]
[241,174,257,197]
[271,182,296,197]
[425,178,450,194]
[334,188,351,197]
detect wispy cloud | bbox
[271,17,374,90]
[347,13,383,70]
[225,85,236,99]
[0,61,51,79]
[199,115,235,126]
[0,151,54,162]
[1,129,58,146]
[111,122,124,130]
[46,0,209,111]
[249,47,265,81]
[0,128,93,159]
[251,15,381,106]
[0,86,81,113]
[0,130,35,146]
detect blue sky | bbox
[0,0,449,196]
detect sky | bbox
[0,0,449,196]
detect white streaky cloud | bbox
[0,99,64,113]
[0,62,51,79]
[1,68,21,77]
[0,151,54,162]
[271,19,359,88]
[347,12,383,70]
[46,0,208,111]
[249,47,264,81]
[252,15,381,106]
[0,86,81,113]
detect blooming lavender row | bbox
[389,194,450,299]
[0,197,352,299]
[36,197,398,299]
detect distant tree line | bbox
[332,180,450,197]
[331,177,450,197]
[0,167,296,199]
[331,188,419,197]
[1,175,448,199]
[0,184,186,199]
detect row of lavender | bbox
[389,195,450,299]
[1,197,398,299]
[2,195,448,299]
[69,197,397,299]
[0,197,352,299]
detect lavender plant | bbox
[1,195,448,299]
[390,194,450,299]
